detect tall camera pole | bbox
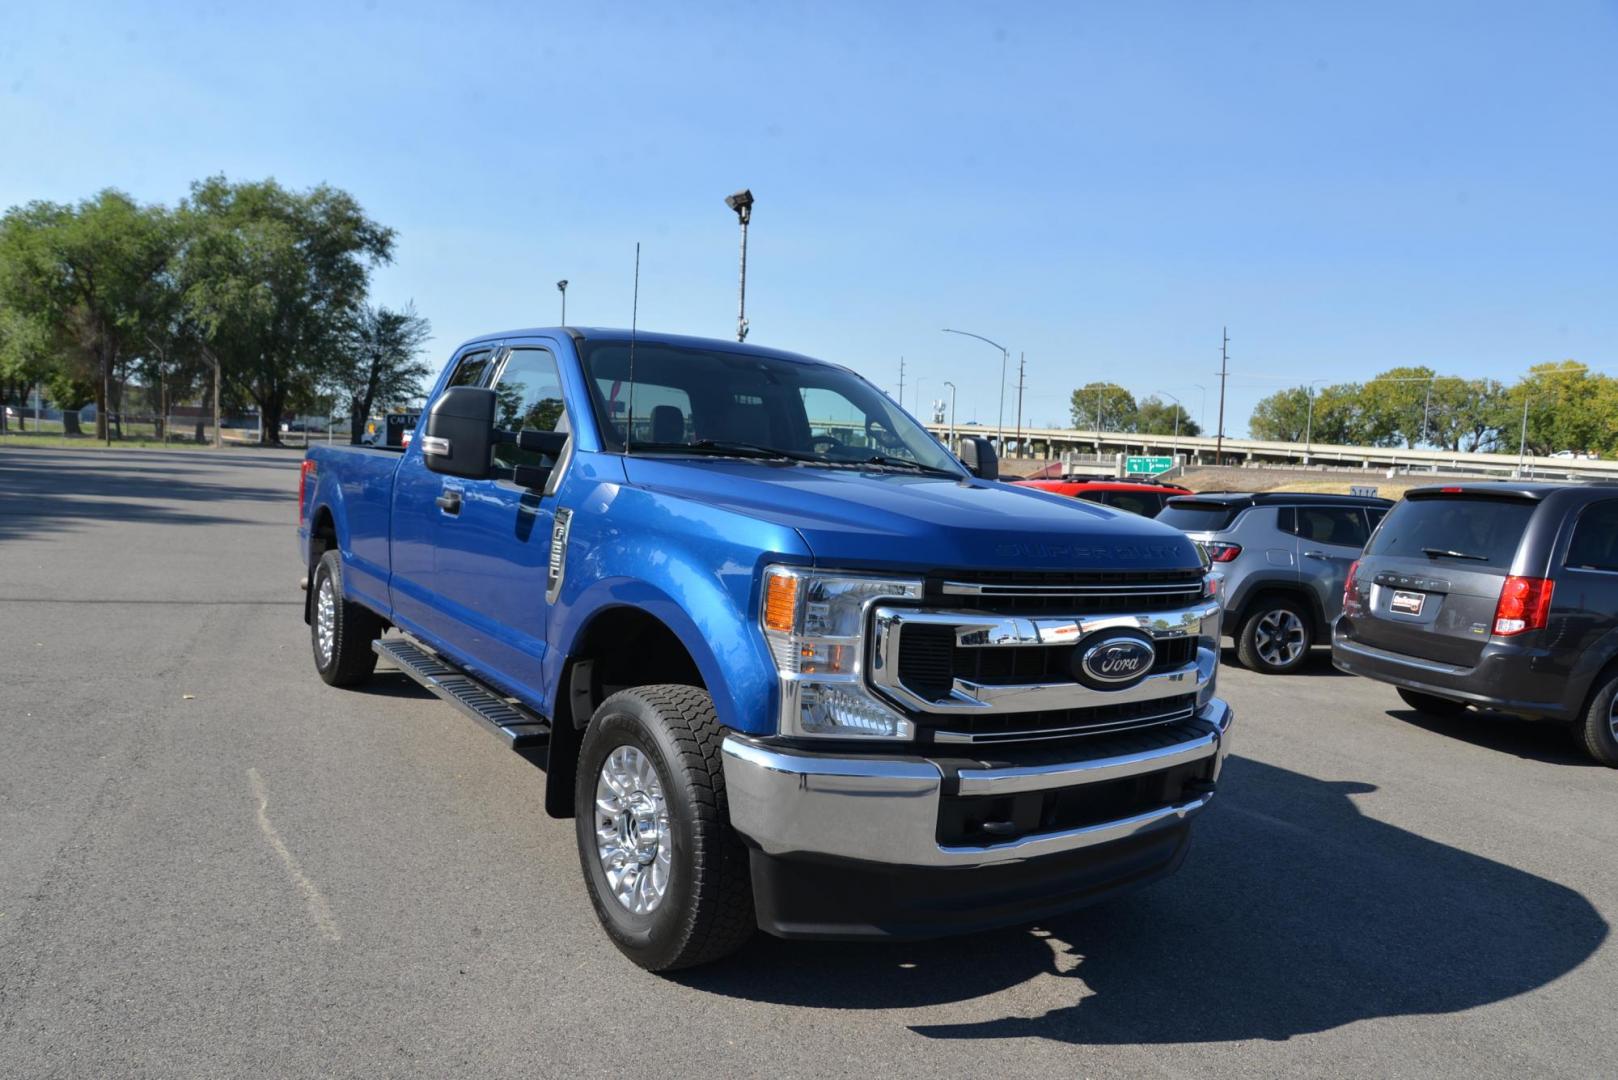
[725,189,754,342]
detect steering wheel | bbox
[809,434,847,454]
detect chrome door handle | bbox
[1303,550,1328,559]
[436,491,462,514]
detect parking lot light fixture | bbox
[725,189,754,342]
[556,279,568,325]
[941,328,1009,452]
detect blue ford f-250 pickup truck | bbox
[297,327,1233,971]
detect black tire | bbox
[310,550,381,687]
[1573,669,1618,768]
[1236,598,1313,674]
[575,685,754,972]
[1397,687,1471,719]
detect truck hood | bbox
[622,457,1202,572]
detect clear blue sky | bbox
[4,1,1615,435]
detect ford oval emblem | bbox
[1077,633,1156,687]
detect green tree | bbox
[1426,377,1507,453]
[0,191,174,439]
[176,176,394,445]
[1248,383,1366,445]
[1070,382,1137,431]
[1248,386,1312,442]
[0,307,55,430]
[1504,361,1618,458]
[1135,395,1200,437]
[330,303,433,444]
[1359,366,1436,447]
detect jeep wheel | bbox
[311,550,382,687]
[1236,600,1312,674]
[1574,669,1618,768]
[1396,688,1471,719]
[575,685,755,971]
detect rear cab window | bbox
[1157,501,1241,532]
[1365,495,1536,569]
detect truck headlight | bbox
[760,566,922,739]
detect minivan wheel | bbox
[1574,670,1618,768]
[575,686,755,971]
[1236,601,1312,673]
[1396,688,1471,719]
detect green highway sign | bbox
[1125,455,1175,475]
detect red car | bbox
[1009,475,1192,518]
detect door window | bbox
[447,348,496,389]
[1566,500,1618,572]
[1291,506,1371,549]
[1104,491,1159,517]
[490,347,569,473]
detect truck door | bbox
[1295,505,1371,624]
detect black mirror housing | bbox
[422,386,496,479]
[957,435,999,480]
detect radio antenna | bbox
[625,242,641,453]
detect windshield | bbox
[578,340,964,476]
[1157,502,1242,533]
[1364,496,1535,569]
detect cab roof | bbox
[455,326,836,369]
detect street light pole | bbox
[941,328,1010,453]
[943,380,957,445]
[1153,389,1183,458]
[724,189,754,342]
[1014,352,1025,460]
[556,279,568,325]
[1518,395,1532,476]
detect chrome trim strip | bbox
[419,435,451,457]
[931,703,1197,744]
[935,795,1211,861]
[956,729,1219,794]
[940,579,1203,597]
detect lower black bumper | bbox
[748,822,1191,940]
[1332,627,1576,721]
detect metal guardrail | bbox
[926,424,1618,481]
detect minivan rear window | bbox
[1364,496,1536,569]
[1156,501,1241,532]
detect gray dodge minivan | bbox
[1333,482,1618,767]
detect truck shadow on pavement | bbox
[676,754,1607,1045]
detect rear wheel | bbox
[1396,687,1471,719]
[1574,670,1618,768]
[311,550,382,687]
[1236,599,1313,674]
[575,686,755,971]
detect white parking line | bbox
[247,767,341,942]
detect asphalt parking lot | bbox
[2,446,1614,1078]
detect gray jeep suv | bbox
[1157,492,1393,674]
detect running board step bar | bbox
[373,637,551,749]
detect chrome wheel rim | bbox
[315,574,336,667]
[594,745,671,915]
[1255,609,1306,667]
[1609,696,1618,741]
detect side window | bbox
[1365,506,1388,532]
[490,347,569,472]
[446,348,496,390]
[1296,506,1370,549]
[1077,490,1107,505]
[1566,500,1618,572]
[1105,491,1155,517]
[1277,507,1298,535]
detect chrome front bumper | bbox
[720,698,1233,869]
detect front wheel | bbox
[575,685,755,971]
[1236,600,1313,673]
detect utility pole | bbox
[897,356,905,404]
[1215,326,1229,466]
[1014,352,1025,460]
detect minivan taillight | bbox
[298,459,317,521]
[1342,560,1362,616]
[1493,575,1553,636]
[1204,542,1242,563]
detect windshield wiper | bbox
[629,439,816,463]
[1422,547,1488,562]
[854,454,961,478]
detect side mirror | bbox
[421,386,495,479]
[957,435,999,480]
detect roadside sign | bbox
[1349,485,1379,497]
[385,412,421,448]
[1125,455,1175,475]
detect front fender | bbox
[545,466,811,735]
